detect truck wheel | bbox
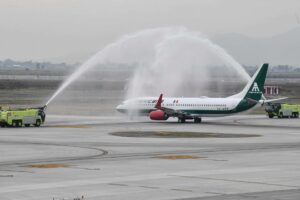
[268,114,274,118]
[12,121,17,127]
[34,120,41,127]
[18,121,23,127]
[25,124,30,127]
[15,121,20,127]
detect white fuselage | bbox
[117,96,243,117]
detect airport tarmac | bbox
[0,114,300,200]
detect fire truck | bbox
[265,103,300,118]
[0,106,46,127]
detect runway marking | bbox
[108,183,128,187]
[24,164,70,168]
[185,188,300,200]
[71,167,100,171]
[0,140,108,166]
[171,188,193,192]
[0,174,13,178]
[53,125,90,128]
[0,169,34,174]
[203,158,228,162]
[170,175,299,188]
[154,155,204,160]
[139,185,160,189]
[110,131,261,138]
[205,191,227,195]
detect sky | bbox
[0,0,299,63]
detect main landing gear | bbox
[178,117,202,123]
[178,118,186,123]
[194,117,202,123]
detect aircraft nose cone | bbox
[116,104,125,113]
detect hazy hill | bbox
[213,26,300,66]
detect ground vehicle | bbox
[265,103,300,118]
[0,107,46,127]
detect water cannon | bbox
[29,105,47,111]
[38,105,47,111]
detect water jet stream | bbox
[46,27,250,107]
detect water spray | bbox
[45,27,250,110]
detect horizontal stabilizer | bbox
[259,97,288,105]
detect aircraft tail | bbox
[234,63,269,101]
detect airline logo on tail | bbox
[249,82,261,94]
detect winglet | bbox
[155,94,163,109]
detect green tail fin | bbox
[238,63,269,101]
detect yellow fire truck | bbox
[0,106,46,127]
[265,103,300,118]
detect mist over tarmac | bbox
[47,27,249,116]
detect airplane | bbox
[116,63,286,123]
